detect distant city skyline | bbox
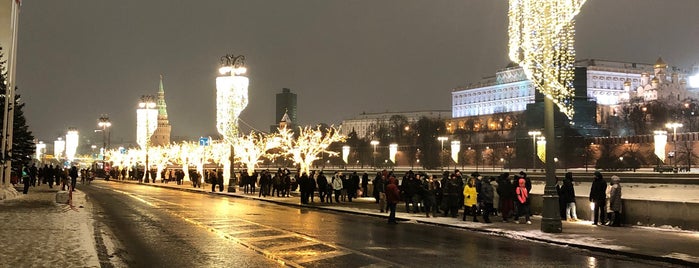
[13,0,699,143]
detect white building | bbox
[451,58,697,127]
[340,110,451,139]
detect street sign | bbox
[199,137,210,146]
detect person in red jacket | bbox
[515,177,531,224]
[386,175,401,224]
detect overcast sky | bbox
[14,0,699,145]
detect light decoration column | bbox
[654,130,667,165]
[450,140,460,165]
[389,143,398,164]
[370,140,379,169]
[216,54,248,192]
[438,136,448,170]
[342,145,350,164]
[65,128,79,163]
[54,137,65,163]
[666,122,682,168]
[137,95,158,182]
[35,141,46,163]
[508,0,586,233]
[536,137,546,164]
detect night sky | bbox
[14,0,699,145]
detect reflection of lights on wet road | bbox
[108,188,398,268]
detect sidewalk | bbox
[112,179,699,267]
[0,184,100,267]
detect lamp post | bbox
[98,114,112,171]
[528,131,541,171]
[137,95,157,183]
[370,140,379,169]
[666,122,683,169]
[438,136,448,170]
[216,54,248,192]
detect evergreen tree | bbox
[0,48,35,173]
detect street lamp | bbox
[98,114,112,170]
[370,140,379,169]
[666,122,683,169]
[528,130,541,171]
[217,54,248,192]
[438,136,448,170]
[137,95,158,182]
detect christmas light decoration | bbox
[389,143,398,164]
[233,132,280,176]
[277,126,345,175]
[508,0,586,119]
[342,145,350,164]
[654,130,667,163]
[537,137,546,163]
[451,140,461,163]
[54,138,65,161]
[65,128,79,163]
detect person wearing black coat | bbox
[496,173,514,222]
[361,173,369,197]
[560,172,578,221]
[317,171,328,202]
[347,172,360,202]
[480,177,495,223]
[589,171,607,225]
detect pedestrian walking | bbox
[589,171,607,225]
[29,164,37,187]
[22,166,30,194]
[69,165,79,191]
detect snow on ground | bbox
[662,253,699,264]
[530,181,699,202]
[0,185,100,267]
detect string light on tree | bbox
[277,126,345,175]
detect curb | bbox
[108,180,697,267]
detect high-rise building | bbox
[151,75,171,146]
[271,88,297,132]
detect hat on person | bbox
[594,170,602,177]
[471,172,480,178]
[611,175,620,183]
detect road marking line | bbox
[295,250,351,264]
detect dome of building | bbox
[654,57,668,68]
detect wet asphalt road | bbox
[81,181,679,268]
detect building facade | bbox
[150,75,171,146]
[449,58,697,133]
[271,88,297,132]
[340,110,451,139]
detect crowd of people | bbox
[17,163,92,194]
[102,165,624,226]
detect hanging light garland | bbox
[508,0,586,119]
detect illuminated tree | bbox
[234,132,280,176]
[277,126,345,175]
